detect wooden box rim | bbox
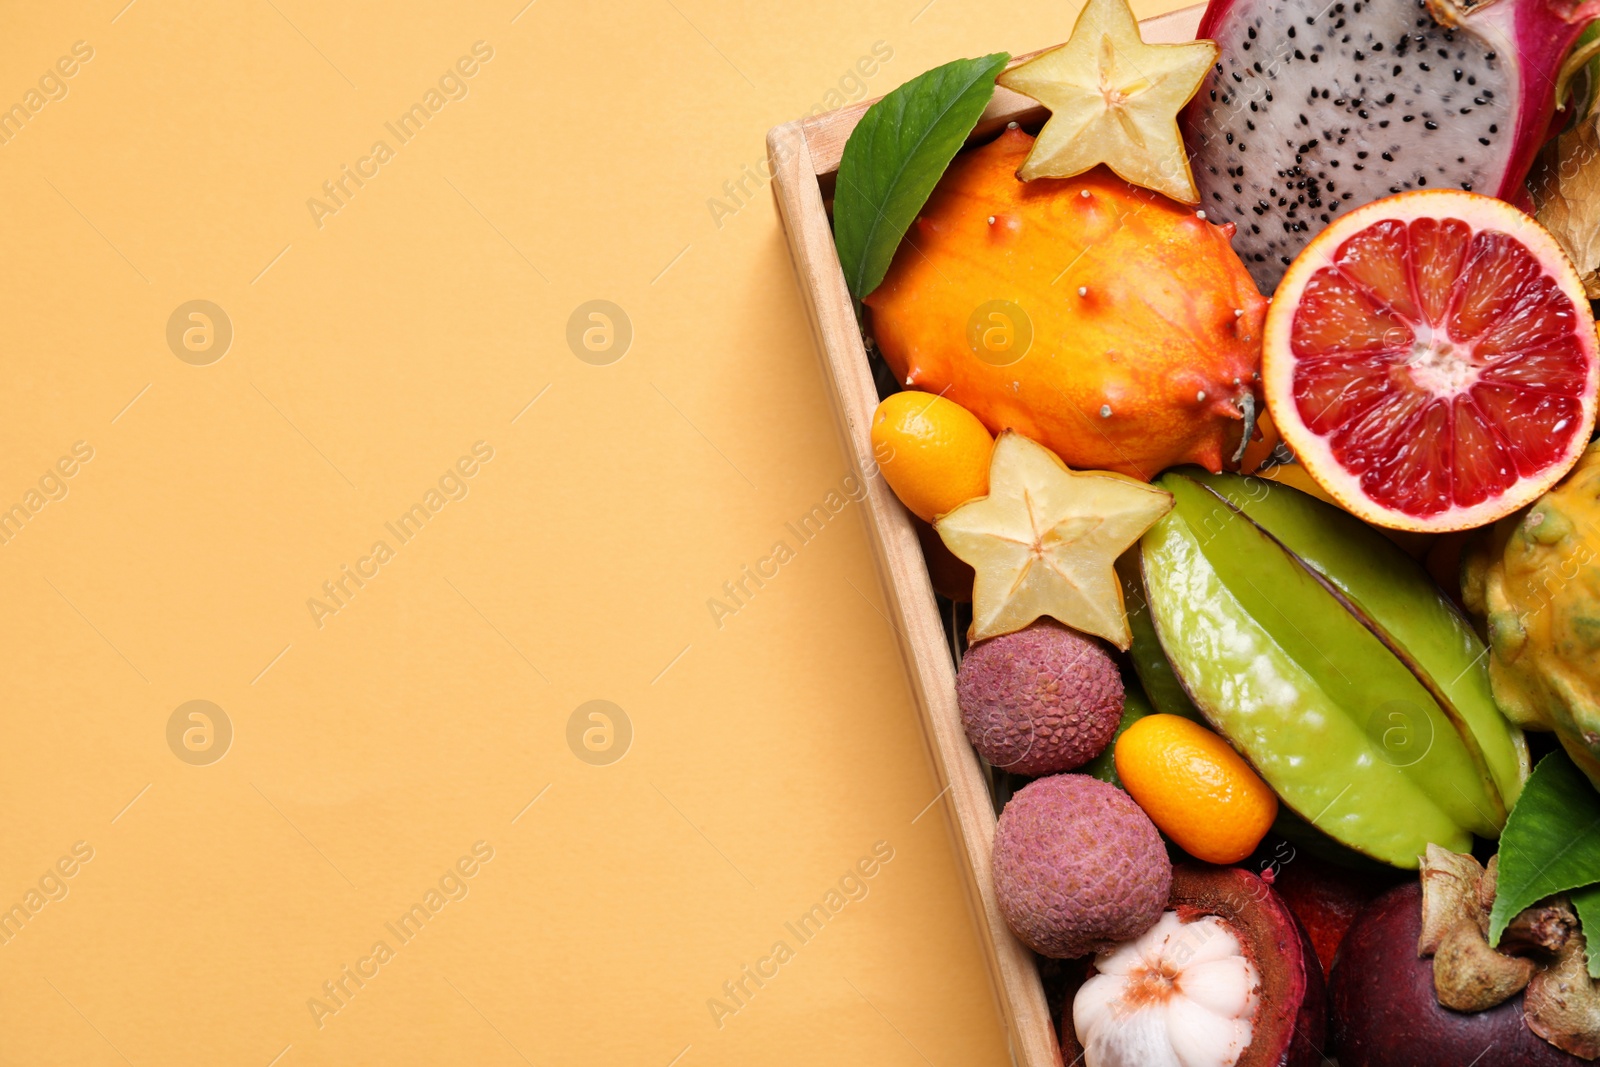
[764,6,1206,1065]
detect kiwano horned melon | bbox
[1464,443,1600,788]
[864,125,1272,481]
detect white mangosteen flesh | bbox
[1074,911,1260,1067]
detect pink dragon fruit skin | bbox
[1490,0,1600,198]
[1181,0,1600,292]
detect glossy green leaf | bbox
[1489,750,1600,945]
[833,53,1008,302]
[1573,883,1600,979]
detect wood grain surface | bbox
[767,6,1206,1063]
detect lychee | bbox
[957,620,1122,775]
[992,774,1169,959]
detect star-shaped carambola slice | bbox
[935,432,1173,648]
[996,0,1217,203]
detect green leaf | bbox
[1489,750,1600,944]
[1574,883,1600,979]
[833,52,1009,302]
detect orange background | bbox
[0,1,1185,1063]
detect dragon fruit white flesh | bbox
[1182,0,1600,291]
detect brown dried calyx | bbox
[1526,927,1600,1060]
[1417,845,1577,1013]
[1421,0,1503,29]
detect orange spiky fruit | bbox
[864,126,1273,481]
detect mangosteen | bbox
[1068,864,1327,1067]
[1330,883,1589,1066]
[1268,848,1404,979]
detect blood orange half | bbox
[1263,190,1598,532]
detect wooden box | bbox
[766,7,1205,1064]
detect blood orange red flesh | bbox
[1263,191,1599,532]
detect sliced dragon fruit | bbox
[1181,0,1600,291]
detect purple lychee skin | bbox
[993,775,1171,960]
[957,621,1123,776]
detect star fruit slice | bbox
[996,0,1217,203]
[934,431,1173,647]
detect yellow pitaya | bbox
[1464,443,1600,788]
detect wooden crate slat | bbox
[765,8,1206,1062]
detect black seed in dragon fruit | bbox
[1181,0,1600,291]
